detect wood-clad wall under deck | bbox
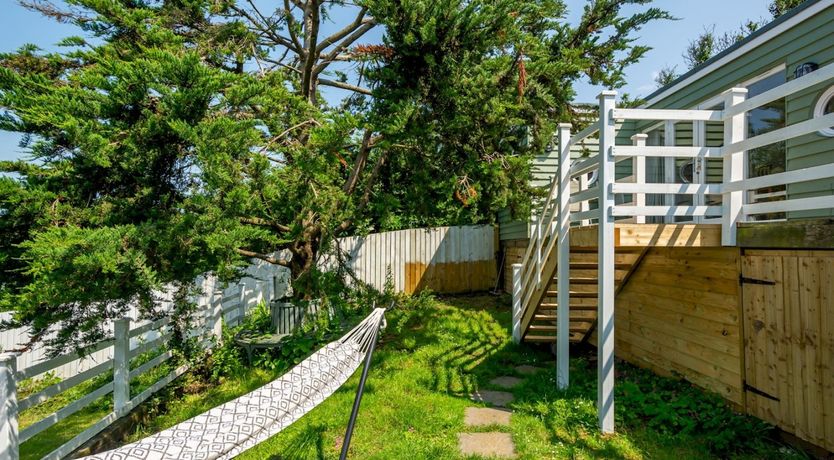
[614,247,745,405]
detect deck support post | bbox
[556,123,572,389]
[0,354,18,460]
[113,318,130,417]
[722,88,748,245]
[511,263,523,344]
[630,134,648,224]
[597,90,617,434]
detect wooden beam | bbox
[737,219,834,249]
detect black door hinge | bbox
[739,275,776,286]
[744,381,780,401]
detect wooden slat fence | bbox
[322,225,498,294]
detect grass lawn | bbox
[108,294,798,460]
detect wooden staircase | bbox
[522,247,647,344]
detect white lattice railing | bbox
[512,60,834,435]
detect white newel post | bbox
[0,353,18,460]
[597,90,617,434]
[723,87,748,246]
[631,134,647,224]
[511,263,522,344]
[556,123,572,389]
[113,318,130,417]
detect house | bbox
[507,0,834,452]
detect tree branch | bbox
[231,3,299,53]
[236,248,291,266]
[315,7,370,54]
[343,129,373,194]
[317,78,372,95]
[239,217,291,233]
[314,21,376,75]
[335,149,388,235]
[300,0,321,103]
[283,0,304,54]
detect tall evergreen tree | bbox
[1,0,669,353]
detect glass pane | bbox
[746,72,786,179]
[746,71,787,220]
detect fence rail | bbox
[0,262,288,460]
[512,60,834,436]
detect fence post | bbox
[722,87,748,246]
[212,290,223,342]
[238,282,247,325]
[631,133,647,224]
[0,353,18,460]
[597,90,617,434]
[511,263,522,344]
[113,318,130,417]
[556,123,572,390]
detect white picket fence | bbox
[0,259,290,460]
[0,259,289,379]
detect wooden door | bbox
[741,250,834,451]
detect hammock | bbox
[81,308,386,460]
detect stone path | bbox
[457,365,544,459]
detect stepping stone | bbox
[514,364,544,375]
[464,407,512,427]
[489,376,523,389]
[470,389,514,407]
[458,432,517,459]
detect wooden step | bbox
[552,277,599,284]
[537,303,597,311]
[545,291,597,298]
[569,246,644,253]
[533,314,596,323]
[568,262,632,270]
[524,333,585,343]
[528,324,589,333]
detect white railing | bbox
[0,277,278,460]
[512,60,834,436]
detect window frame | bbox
[814,85,834,137]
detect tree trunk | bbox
[288,224,322,299]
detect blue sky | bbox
[0,0,773,162]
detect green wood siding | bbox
[497,208,529,241]
[630,2,834,218]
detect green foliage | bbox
[654,65,679,88]
[114,295,794,460]
[669,0,800,76]
[1,0,671,354]
[616,363,774,454]
[769,0,805,18]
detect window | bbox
[814,85,834,137]
[746,71,786,178]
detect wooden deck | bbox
[569,223,723,248]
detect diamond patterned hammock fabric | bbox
[80,308,386,460]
